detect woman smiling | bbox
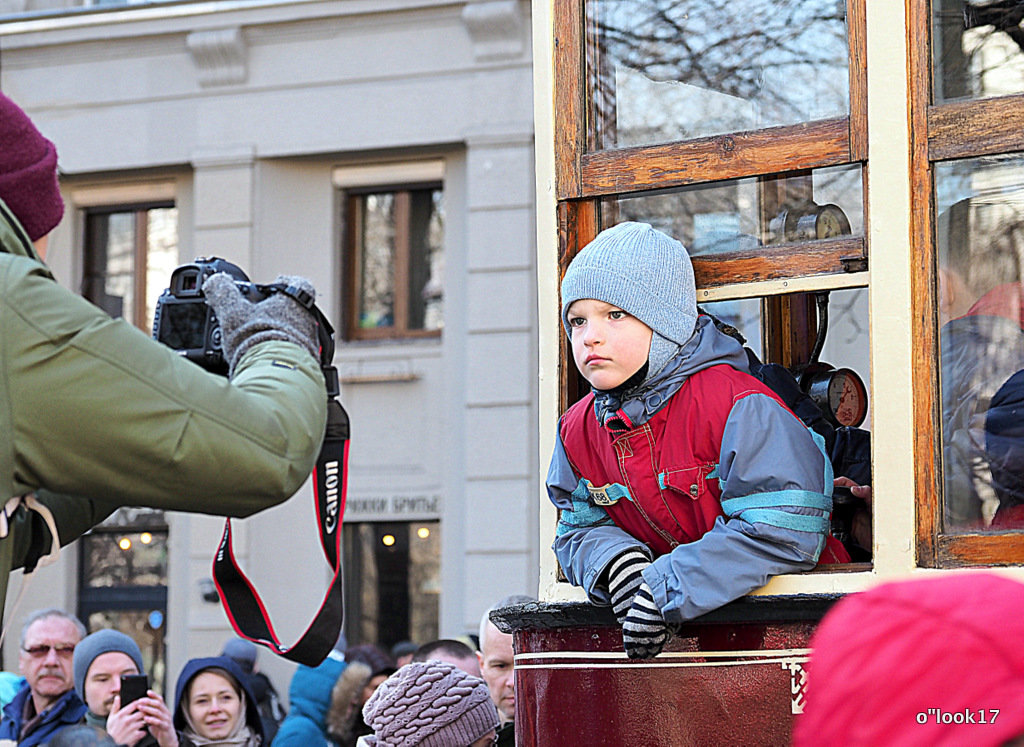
[173,657,264,747]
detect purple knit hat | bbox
[362,661,500,747]
[0,92,64,241]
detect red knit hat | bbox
[0,91,64,241]
[793,573,1024,746]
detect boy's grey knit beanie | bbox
[561,222,698,376]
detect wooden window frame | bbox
[909,0,1024,566]
[342,183,443,342]
[554,0,869,411]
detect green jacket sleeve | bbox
[3,255,328,518]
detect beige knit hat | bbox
[362,660,500,747]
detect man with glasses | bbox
[0,608,87,747]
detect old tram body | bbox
[511,1,1024,744]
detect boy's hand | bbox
[607,548,651,623]
[622,581,669,659]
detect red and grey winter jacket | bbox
[548,316,849,624]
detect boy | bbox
[547,222,849,659]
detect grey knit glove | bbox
[606,548,651,624]
[202,273,319,377]
[622,581,670,659]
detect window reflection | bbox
[935,156,1024,531]
[587,0,850,149]
[342,522,440,648]
[347,187,444,339]
[934,0,1024,103]
[605,164,862,257]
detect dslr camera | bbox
[152,257,273,375]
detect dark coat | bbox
[0,681,87,747]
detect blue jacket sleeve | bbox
[547,426,650,602]
[643,392,834,623]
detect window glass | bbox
[604,164,862,256]
[342,522,440,649]
[356,193,397,330]
[933,0,1024,104]
[84,204,178,332]
[347,187,444,339]
[587,0,850,150]
[702,288,870,429]
[935,155,1024,532]
[81,529,168,588]
[79,508,168,693]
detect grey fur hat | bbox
[73,630,145,699]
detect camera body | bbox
[152,257,270,374]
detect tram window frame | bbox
[549,0,874,573]
[553,0,870,398]
[909,0,1024,566]
[554,0,869,289]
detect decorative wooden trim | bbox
[691,237,866,289]
[909,0,939,565]
[553,0,585,200]
[936,534,1024,566]
[579,118,852,198]
[928,94,1024,162]
[847,0,868,160]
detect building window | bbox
[342,521,440,649]
[342,185,444,340]
[78,508,169,694]
[83,203,179,333]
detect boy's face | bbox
[567,299,652,390]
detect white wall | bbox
[1,0,538,690]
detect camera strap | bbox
[213,287,350,666]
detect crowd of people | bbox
[0,595,532,747]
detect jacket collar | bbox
[593,315,749,430]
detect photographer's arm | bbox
[7,259,326,517]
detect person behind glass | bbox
[72,629,176,747]
[0,608,87,747]
[0,92,327,623]
[173,657,264,747]
[547,222,850,660]
[937,198,1024,528]
[985,368,1024,527]
[357,661,499,747]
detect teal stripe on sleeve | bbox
[735,508,830,534]
[721,489,832,516]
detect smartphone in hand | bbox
[119,673,149,707]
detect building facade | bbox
[0,0,538,693]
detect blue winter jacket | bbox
[0,681,86,747]
[548,316,837,623]
[271,651,346,747]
